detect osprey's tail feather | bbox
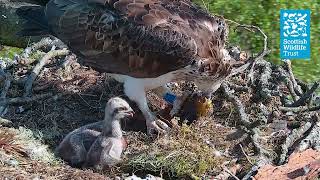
[16,6,50,36]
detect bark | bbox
[0,0,43,47]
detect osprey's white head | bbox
[105,97,134,121]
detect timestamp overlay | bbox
[280,10,311,60]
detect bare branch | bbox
[23,49,69,97]
[0,70,12,116]
[0,93,54,106]
[279,105,320,113]
[235,25,270,61]
[297,120,320,151]
[221,82,251,127]
[239,144,254,165]
[283,60,303,96]
[278,121,313,164]
[289,82,319,107]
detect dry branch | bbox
[22,37,66,60]
[228,82,250,92]
[0,92,54,106]
[278,121,313,164]
[235,25,269,61]
[283,60,303,96]
[297,121,320,151]
[277,66,299,102]
[221,82,273,178]
[255,59,272,100]
[279,105,320,113]
[234,25,270,85]
[23,49,69,97]
[289,82,319,107]
[221,82,251,127]
[0,70,12,116]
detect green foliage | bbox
[195,0,320,83]
[0,46,23,60]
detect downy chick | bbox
[55,97,133,167]
[85,97,134,169]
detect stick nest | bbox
[0,36,319,179]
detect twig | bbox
[221,82,273,169]
[289,82,319,107]
[251,128,274,162]
[297,121,320,151]
[255,59,272,100]
[0,70,12,116]
[235,25,270,84]
[283,60,303,96]
[242,165,259,180]
[221,82,251,127]
[277,67,299,102]
[222,167,240,180]
[228,82,250,92]
[279,105,320,113]
[286,78,299,102]
[225,19,254,32]
[239,144,254,165]
[22,37,65,60]
[278,121,313,164]
[236,25,270,60]
[296,78,309,92]
[0,71,11,99]
[0,93,54,106]
[0,117,12,125]
[23,49,69,97]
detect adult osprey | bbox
[17,0,242,134]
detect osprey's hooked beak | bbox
[193,58,211,73]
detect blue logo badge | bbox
[280,10,310,60]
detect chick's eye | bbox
[117,107,127,111]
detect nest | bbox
[0,36,319,179]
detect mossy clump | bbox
[123,122,224,178]
[0,46,23,60]
[0,127,61,165]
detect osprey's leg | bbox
[123,79,170,134]
[153,84,189,117]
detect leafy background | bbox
[195,0,319,83]
[1,0,319,82]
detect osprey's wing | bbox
[45,0,227,77]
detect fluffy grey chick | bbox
[55,97,133,167]
[84,97,134,169]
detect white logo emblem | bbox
[283,12,308,37]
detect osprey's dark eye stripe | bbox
[112,107,127,116]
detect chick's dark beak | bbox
[126,110,134,118]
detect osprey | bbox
[17,0,243,134]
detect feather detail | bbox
[20,0,230,78]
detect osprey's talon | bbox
[147,119,170,135]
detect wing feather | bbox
[45,0,228,78]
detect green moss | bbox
[0,46,23,60]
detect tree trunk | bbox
[0,0,43,47]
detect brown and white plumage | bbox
[37,0,227,78]
[17,0,241,134]
[55,97,133,167]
